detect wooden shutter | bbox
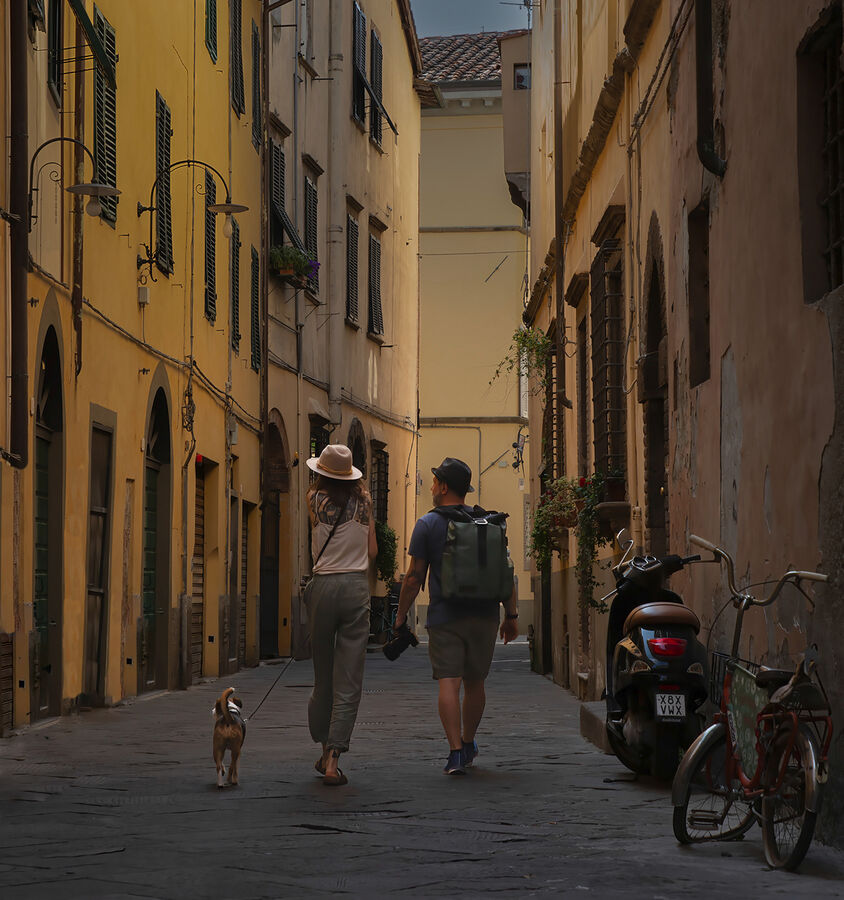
[370,31,383,144]
[231,218,241,351]
[93,7,118,221]
[250,246,260,371]
[191,465,205,682]
[239,504,248,667]
[204,171,217,321]
[305,176,319,293]
[0,633,12,737]
[269,140,285,245]
[346,215,359,321]
[205,0,217,61]
[251,21,261,148]
[155,91,174,275]
[231,0,245,115]
[368,234,383,335]
[352,2,366,123]
[47,0,62,105]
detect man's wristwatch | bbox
[505,613,519,620]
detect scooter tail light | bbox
[647,637,687,657]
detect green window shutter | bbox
[155,91,174,275]
[368,234,383,335]
[231,218,241,351]
[206,0,217,61]
[93,6,118,222]
[269,140,285,246]
[231,0,245,116]
[352,2,366,123]
[305,176,319,294]
[47,0,62,106]
[204,171,217,321]
[250,246,261,371]
[251,21,261,149]
[370,30,382,145]
[346,215,359,322]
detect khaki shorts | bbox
[427,616,499,681]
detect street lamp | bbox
[136,159,248,280]
[28,136,121,231]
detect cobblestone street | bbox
[1,642,843,898]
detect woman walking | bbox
[305,444,377,786]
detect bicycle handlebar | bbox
[689,533,742,597]
[688,534,718,553]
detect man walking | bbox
[394,457,519,775]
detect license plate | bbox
[655,692,686,720]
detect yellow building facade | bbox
[416,32,533,631]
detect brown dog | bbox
[212,687,246,788]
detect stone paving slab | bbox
[1,643,843,898]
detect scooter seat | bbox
[623,602,701,635]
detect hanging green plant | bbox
[491,327,553,395]
[529,476,580,570]
[574,472,612,612]
[374,520,399,587]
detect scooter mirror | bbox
[613,529,635,571]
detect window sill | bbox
[304,288,320,305]
[367,331,386,346]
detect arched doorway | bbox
[260,410,291,658]
[641,217,669,556]
[141,387,171,691]
[32,326,63,719]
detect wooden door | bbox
[141,463,159,689]
[239,504,248,666]
[190,465,205,682]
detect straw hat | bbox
[305,444,362,481]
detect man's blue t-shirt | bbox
[408,505,501,627]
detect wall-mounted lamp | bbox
[28,136,121,232]
[136,159,248,281]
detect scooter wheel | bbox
[606,723,649,775]
[652,724,683,781]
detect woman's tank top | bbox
[308,489,371,574]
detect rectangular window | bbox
[231,218,241,351]
[576,317,588,477]
[309,421,329,461]
[206,0,217,62]
[370,448,389,522]
[370,30,383,145]
[155,91,174,275]
[93,6,118,222]
[204,170,217,321]
[47,0,62,106]
[230,0,245,116]
[251,21,261,150]
[270,140,285,247]
[250,246,260,371]
[367,233,383,335]
[514,63,531,90]
[542,325,562,479]
[688,199,711,387]
[346,215,359,322]
[590,239,627,479]
[304,175,319,294]
[352,2,366,123]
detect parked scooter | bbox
[603,533,708,780]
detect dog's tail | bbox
[216,686,236,725]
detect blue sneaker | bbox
[443,749,466,775]
[462,740,478,768]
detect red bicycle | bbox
[671,535,831,870]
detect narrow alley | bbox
[2,643,843,898]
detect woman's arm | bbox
[368,516,378,560]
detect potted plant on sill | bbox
[529,476,582,570]
[269,245,319,287]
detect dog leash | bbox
[246,656,295,722]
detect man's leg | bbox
[437,676,464,750]
[461,678,486,744]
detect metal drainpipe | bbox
[553,0,567,427]
[695,0,727,177]
[71,15,85,378]
[7,0,28,468]
[327,1,345,427]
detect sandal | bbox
[323,769,348,787]
[315,756,326,776]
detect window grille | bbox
[47,0,62,105]
[542,328,562,479]
[590,239,627,479]
[231,218,241,351]
[347,215,359,322]
[155,92,174,275]
[822,32,844,290]
[205,0,217,61]
[230,0,245,116]
[368,234,383,335]
[304,176,319,294]
[352,2,367,124]
[576,317,588,477]
[250,246,260,371]
[370,30,383,145]
[309,423,329,461]
[251,21,261,150]
[204,171,217,321]
[93,6,118,221]
[371,448,389,522]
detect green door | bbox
[141,464,159,689]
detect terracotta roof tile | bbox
[419,31,522,84]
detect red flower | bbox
[579,477,587,487]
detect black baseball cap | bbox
[431,457,475,495]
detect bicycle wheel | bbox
[673,732,756,843]
[761,729,820,870]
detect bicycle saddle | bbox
[755,667,792,691]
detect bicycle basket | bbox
[710,650,760,703]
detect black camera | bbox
[382,623,419,661]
